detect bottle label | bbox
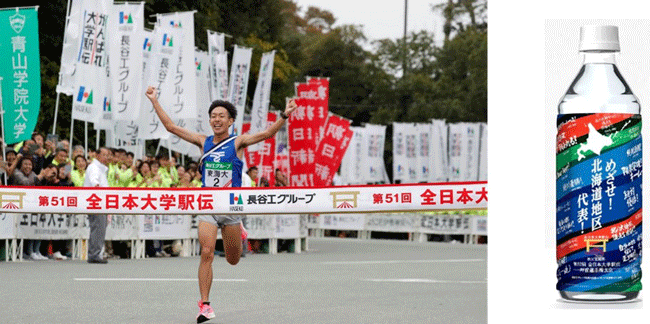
[556,113,642,293]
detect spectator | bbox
[259,177,270,187]
[178,172,194,187]
[274,168,288,187]
[0,148,18,184]
[71,145,85,163]
[87,148,96,162]
[246,166,258,187]
[132,161,162,187]
[37,164,59,186]
[57,164,74,187]
[10,154,48,261]
[156,154,177,186]
[70,155,87,187]
[83,147,111,264]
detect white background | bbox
[490,1,650,322]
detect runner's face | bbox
[210,107,233,135]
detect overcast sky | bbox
[293,0,445,47]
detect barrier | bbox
[0,182,487,214]
[0,182,487,261]
[309,213,487,244]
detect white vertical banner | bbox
[110,2,144,121]
[362,124,387,183]
[114,121,141,159]
[57,0,83,95]
[207,30,225,54]
[195,50,212,134]
[449,123,480,181]
[466,123,481,181]
[71,0,112,123]
[347,126,366,184]
[416,123,431,182]
[213,53,229,102]
[478,123,487,181]
[448,123,464,181]
[404,123,418,183]
[164,119,192,155]
[248,51,275,151]
[227,45,253,136]
[141,29,152,76]
[156,12,197,120]
[140,24,179,140]
[207,30,225,101]
[194,51,212,119]
[392,122,407,183]
[429,119,449,182]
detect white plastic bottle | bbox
[556,25,642,302]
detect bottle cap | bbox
[580,25,620,52]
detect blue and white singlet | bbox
[200,135,243,188]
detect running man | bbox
[145,86,297,323]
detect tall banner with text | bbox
[57,0,82,95]
[110,2,144,121]
[313,113,353,186]
[0,7,41,144]
[227,45,252,136]
[140,24,179,140]
[248,51,275,152]
[156,12,197,120]
[207,30,226,101]
[71,0,111,124]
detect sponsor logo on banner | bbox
[0,192,26,209]
[143,37,151,51]
[162,34,173,47]
[103,97,111,112]
[330,191,360,209]
[77,86,93,104]
[169,20,182,28]
[230,193,244,211]
[119,12,133,24]
[9,12,25,33]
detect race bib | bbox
[204,161,233,187]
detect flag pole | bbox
[0,76,6,185]
[84,121,88,159]
[52,0,73,135]
[68,118,74,160]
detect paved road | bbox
[0,238,486,323]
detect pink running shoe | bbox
[241,223,248,240]
[197,300,215,323]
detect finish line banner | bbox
[0,182,487,215]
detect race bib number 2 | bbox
[204,161,233,187]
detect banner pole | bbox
[84,121,88,159]
[0,77,6,185]
[53,0,72,135]
[96,128,100,152]
[52,91,61,134]
[68,118,74,158]
[155,139,161,156]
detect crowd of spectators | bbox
[0,132,211,260]
[0,132,294,260]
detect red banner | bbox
[287,78,330,187]
[242,112,277,186]
[313,113,353,186]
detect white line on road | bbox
[364,279,486,284]
[322,259,485,265]
[73,278,247,282]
